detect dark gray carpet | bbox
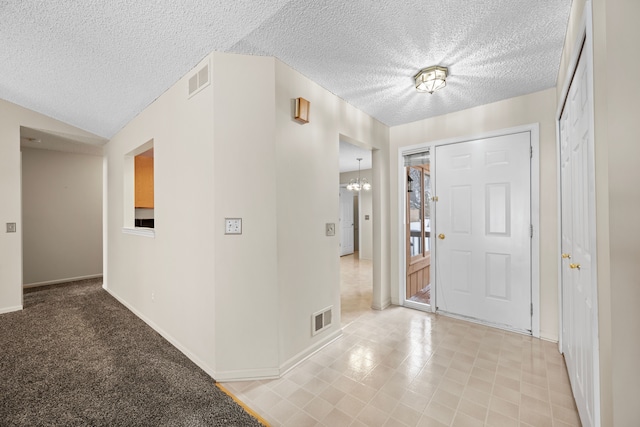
[0,279,264,426]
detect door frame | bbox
[555,4,600,426]
[397,124,540,337]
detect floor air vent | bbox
[312,306,332,336]
[188,62,210,98]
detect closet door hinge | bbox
[531,303,533,316]
[530,224,533,238]
[530,146,533,158]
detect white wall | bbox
[389,89,559,340]
[0,98,104,314]
[102,52,389,381]
[104,55,218,375]
[22,148,102,286]
[211,52,279,378]
[340,169,373,260]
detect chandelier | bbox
[347,158,371,192]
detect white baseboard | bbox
[372,298,391,311]
[214,368,281,382]
[279,329,343,377]
[23,274,103,288]
[103,286,217,380]
[0,305,23,315]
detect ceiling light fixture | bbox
[414,65,448,94]
[347,158,371,192]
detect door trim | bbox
[397,123,540,337]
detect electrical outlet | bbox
[326,223,335,236]
[6,223,16,233]
[225,218,242,235]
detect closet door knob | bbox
[438,234,445,240]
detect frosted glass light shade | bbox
[415,66,448,94]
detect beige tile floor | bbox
[223,254,581,427]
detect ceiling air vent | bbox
[312,306,333,336]
[188,61,210,98]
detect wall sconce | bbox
[294,97,310,123]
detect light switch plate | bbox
[6,223,16,233]
[225,218,242,235]
[326,223,335,236]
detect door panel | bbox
[435,132,531,332]
[560,47,597,427]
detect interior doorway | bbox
[339,139,374,322]
[20,127,104,292]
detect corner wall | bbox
[0,98,104,314]
[274,60,389,369]
[389,88,558,340]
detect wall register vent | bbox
[188,61,210,98]
[312,306,333,336]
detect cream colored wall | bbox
[211,52,279,378]
[389,89,558,340]
[104,55,218,375]
[604,2,640,420]
[0,98,103,314]
[340,169,373,260]
[22,148,102,286]
[274,59,389,367]
[101,52,389,381]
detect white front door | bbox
[339,187,354,256]
[435,132,531,332]
[559,42,598,427]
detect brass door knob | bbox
[438,233,445,240]
[569,263,581,270]
[562,253,572,259]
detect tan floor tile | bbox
[462,387,491,407]
[425,401,456,425]
[232,254,583,427]
[451,412,485,427]
[303,396,335,421]
[288,387,316,408]
[336,394,366,418]
[321,407,353,426]
[552,404,582,426]
[432,388,461,410]
[269,399,300,424]
[485,410,519,427]
[519,406,553,427]
[356,404,390,426]
[390,402,422,427]
[416,414,449,427]
[489,396,519,420]
[283,410,320,427]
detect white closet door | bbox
[559,43,598,427]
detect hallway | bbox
[223,255,580,426]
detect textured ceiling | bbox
[0,1,571,139]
